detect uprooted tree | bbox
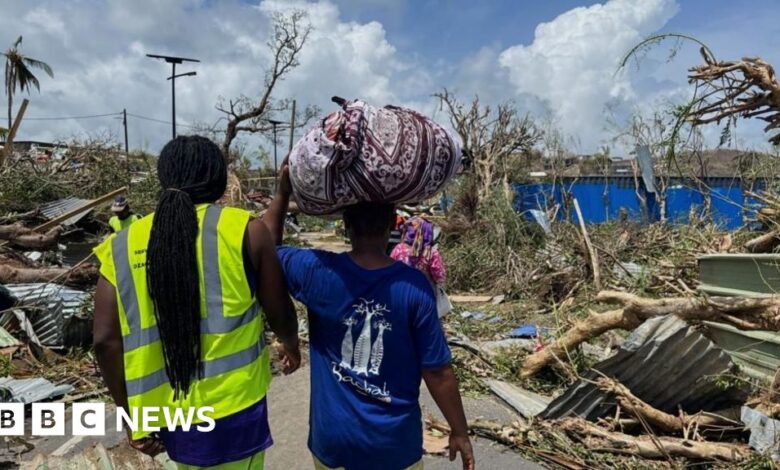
[435,90,540,221]
[218,10,319,163]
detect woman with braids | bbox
[93,136,300,469]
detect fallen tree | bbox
[0,223,62,249]
[0,264,97,286]
[521,290,780,378]
[557,417,751,462]
[596,377,742,436]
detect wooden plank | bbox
[484,378,551,418]
[450,294,492,303]
[33,186,127,233]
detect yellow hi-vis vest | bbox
[108,214,141,233]
[93,204,270,440]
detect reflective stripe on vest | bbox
[113,205,262,396]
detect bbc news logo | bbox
[0,404,216,436]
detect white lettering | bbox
[163,407,196,432]
[115,407,139,433]
[195,407,215,432]
[141,407,161,432]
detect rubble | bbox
[541,315,742,422]
[0,377,73,403]
[741,406,780,459]
[2,283,91,349]
[484,379,551,418]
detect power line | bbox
[126,112,203,130]
[24,112,122,121]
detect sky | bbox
[2,0,780,161]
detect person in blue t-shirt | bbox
[266,163,474,470]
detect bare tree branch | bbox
[435,89,540,221]
[219,10,313,161]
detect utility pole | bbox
[122,108,130,186]
[268,119,284,188]
[122,109,129,154]
[288,100,296,152]
[146,54,199,139]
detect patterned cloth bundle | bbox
[288,97,462,215]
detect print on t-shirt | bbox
[333,298,393,403]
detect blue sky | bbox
[2,0,779,156]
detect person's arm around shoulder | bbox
[412,281,474,470]
[246,218,300,373]
[264,157,291,246]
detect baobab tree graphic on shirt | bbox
[339,316,358,369]
[369,319,392,375]
[339,299,391,376]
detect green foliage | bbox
[441,187,546,297]
[0,140,159,216]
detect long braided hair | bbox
[146,136,227,398]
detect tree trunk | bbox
[521,290,780,379]
[7,84,12,130]
[744,229,780,253]
[596,377,741,435]
[557,418,751,462]
[0,264,97,286]
[0,224,62,250]
[521,308,640,379]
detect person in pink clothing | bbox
[390,217,450,316]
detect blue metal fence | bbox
[514,176,765,230]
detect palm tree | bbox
[3,36,53,128]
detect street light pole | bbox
[146,54,200,139]
[167,71,197,138]
[171,62,176,138]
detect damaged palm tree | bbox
[687,50,780,144]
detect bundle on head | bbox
[288,97,462,214]
[147,135,227,398]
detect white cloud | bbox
[0,0,427,157]
[498,0,680,151]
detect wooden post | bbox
[573,198,601,290]
[0,98,29,167]
[288,99,296,152]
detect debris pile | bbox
[432,166,780,467]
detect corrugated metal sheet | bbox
[541,315,741,420]
[697,254,780,381]
[699,254,780,298]
[1,284,90,348]
[0,377,73,403]
[39,197,92,226]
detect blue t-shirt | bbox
[277,247,452,470]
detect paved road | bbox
[265,366,543,470]
[18,368,542,469]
